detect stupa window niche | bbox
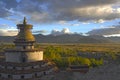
[22,57,26,63]
[31,66,34,69]
[44,72,46,75]
[8,75,12,78]
[23,46,26,49]
[21,75,24,79]
[35,73,37,77]
[13,67,16,69]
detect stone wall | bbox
[5,51,43,63]
[0,61,56,80]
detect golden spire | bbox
[23,17,27,25]
[15,17,35,41]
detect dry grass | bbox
[37,43,120,53]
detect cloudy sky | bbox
[0,0,120,36]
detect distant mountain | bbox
[0,34,119,43]
[35,34,112,43]
[107,37,120,43]
[0,36,15,43]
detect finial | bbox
[23,17,27,24]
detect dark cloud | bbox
[15,0,53,23]
[0,0,120,23]
[0,0,18,18]
[17,0,43,14]
[87,25,120,35]
[21,0,120,22]
[0,1,10,17]
[46,0,120,22]
[0,9,10,18]
[43,0,119,8]
[2,0,17,9]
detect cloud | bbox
[58,20,80,26]
[67,6,120,22]
[2,0,18,9]
[0,24,10,29]
[43,0,120,22]
[0,0,120,23]
[87,25,120,36]
[33,30,48,34]
[58,21,67,25]
[0,29,18,36]
[51,28,72,36]
[0,0,18,18]
[0,1,10,17]
[30,12,53,23]
[0,24,18,31]
[104,34,120,37]
[94,19,105,23]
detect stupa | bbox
[0,17,56,80]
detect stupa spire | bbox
[15,17,35,42]
[23,17,27,24]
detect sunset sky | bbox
[0,0,120,36]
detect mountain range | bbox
[0,34,120,43]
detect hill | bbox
[0,34,119,43]
[107,37,120,43]
[35,34,112,43]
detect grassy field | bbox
[0,43,120,53]
[36,43,120,53]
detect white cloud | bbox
[104,34,120,37]
[58,20,80,26]
[72,6,120,22]
[82,22,90,24]
[61,28,71,34]
[87,25,120,36]
[51,28,72,36]
[58,20,67,25]
[95,19,105,23]
[0,29,18,36]
[71,23,80,26]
